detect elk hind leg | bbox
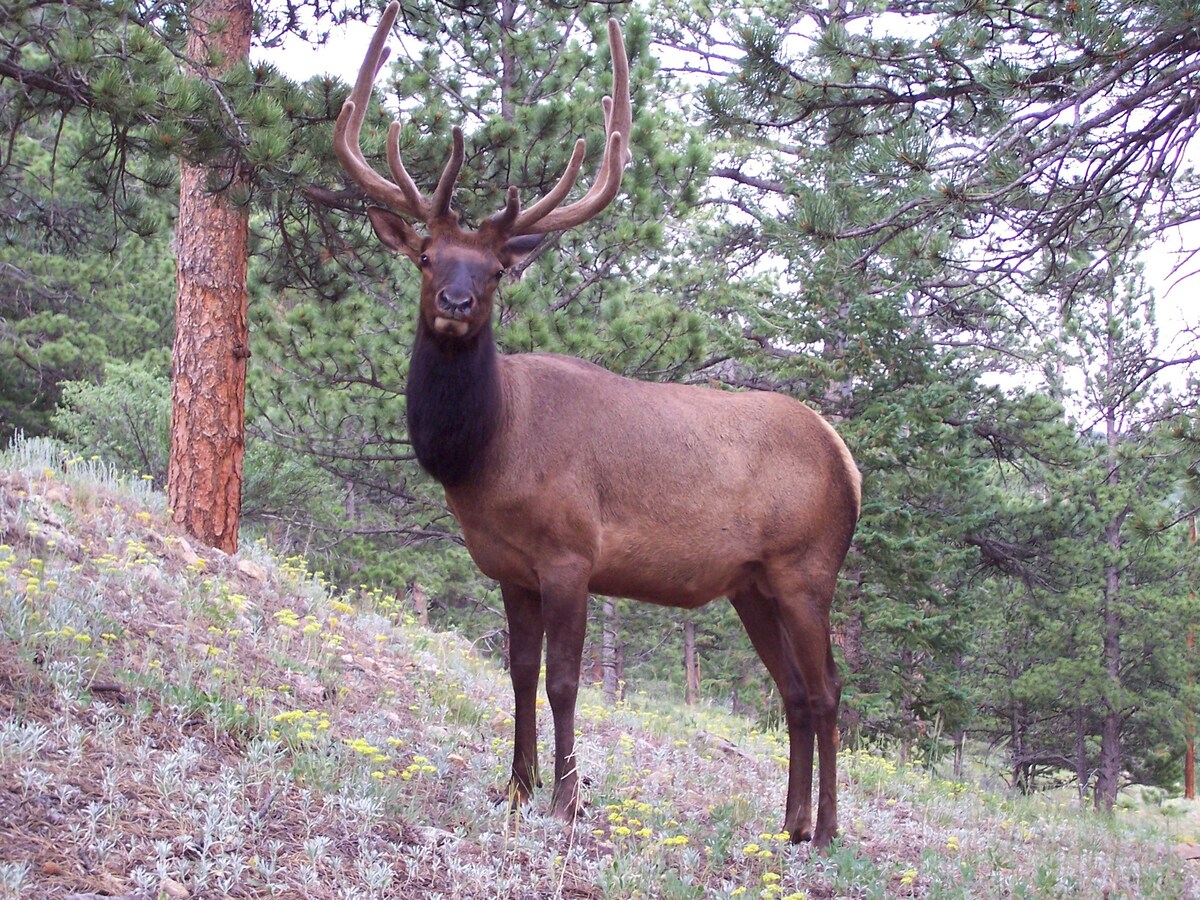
[730,587,817,843]
[769,569,842,849]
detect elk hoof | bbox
[785,816,813,844]
[505,778,534,810]
[811,824,838,851]
[550,785,581,821]
[552,803,581,823]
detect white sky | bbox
[254,19,376,85]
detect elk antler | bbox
[333,1,462,223]
[334,1,632,235]
[501,18,632,235]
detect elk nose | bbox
[437,290,473,318]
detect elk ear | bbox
[499,234,545,269]
[367,207,424,265]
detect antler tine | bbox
[385,121,429,213]
[430,127,466,219]
[335,1,465,226]
[487,186,522,231]
[605,17,633,162]
[483,138,586,230]
[506,139,586,225]
[509,19,633,235]
[333,2,430,218]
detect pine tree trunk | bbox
[897,645,916,766]
[1011,703,1028,793]
[1093,295,1125,813]
[832,575,863,737]
[1187,516,1197,800]
[1095,547,1123,811]
[587,645,603,686]
[602,598,619,704]
[683,620,700,705]
[498,0,517,122]
[411,580,429,628]
[952,652,965,779]
[1075,705,1090,803]
[618,641,627,699]
[167,0,252,554]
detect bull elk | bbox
[332,2,861,848]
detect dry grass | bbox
[1,435,1197,899]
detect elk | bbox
[333,2,861,848]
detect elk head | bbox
[334,1,632,342]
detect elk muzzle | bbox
[432,287,475,336]
[437,288,473,317]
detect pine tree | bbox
[965,250,1198,801]
[684,0,1005,748]
[1,0,413,550]
[1,20,176,440]
[680,0,1200,767]
[1053,256,1194,808]
[167,0,253,553]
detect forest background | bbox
[3,0,1200,815]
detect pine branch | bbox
[710,166,788,194]
[0,60,93,106]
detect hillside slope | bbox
[1,437,1197,899]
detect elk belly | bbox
[590,528,754,608]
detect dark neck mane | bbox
[406,320,503,487]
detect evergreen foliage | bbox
[676,0,1200,784]
[51,358,344,538]
[0,114,175,440]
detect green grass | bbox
[0,435,1196,898]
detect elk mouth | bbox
[433,315,470,337]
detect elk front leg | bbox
[539,564,590,821]
[501,583,544,806]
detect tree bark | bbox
[832,575,864,737]
[411,580,429,628]
[602,597,619,705]
[1011,703,1028,793]
[1075,705,1090,804]
[168,0,252,554]
[1095,539,1123,811]
[1095,558,1123,810]
[683,619,700,705]
[1187,516,1197,800]
[498,0,516,122]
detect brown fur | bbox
[450,353,859,608]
